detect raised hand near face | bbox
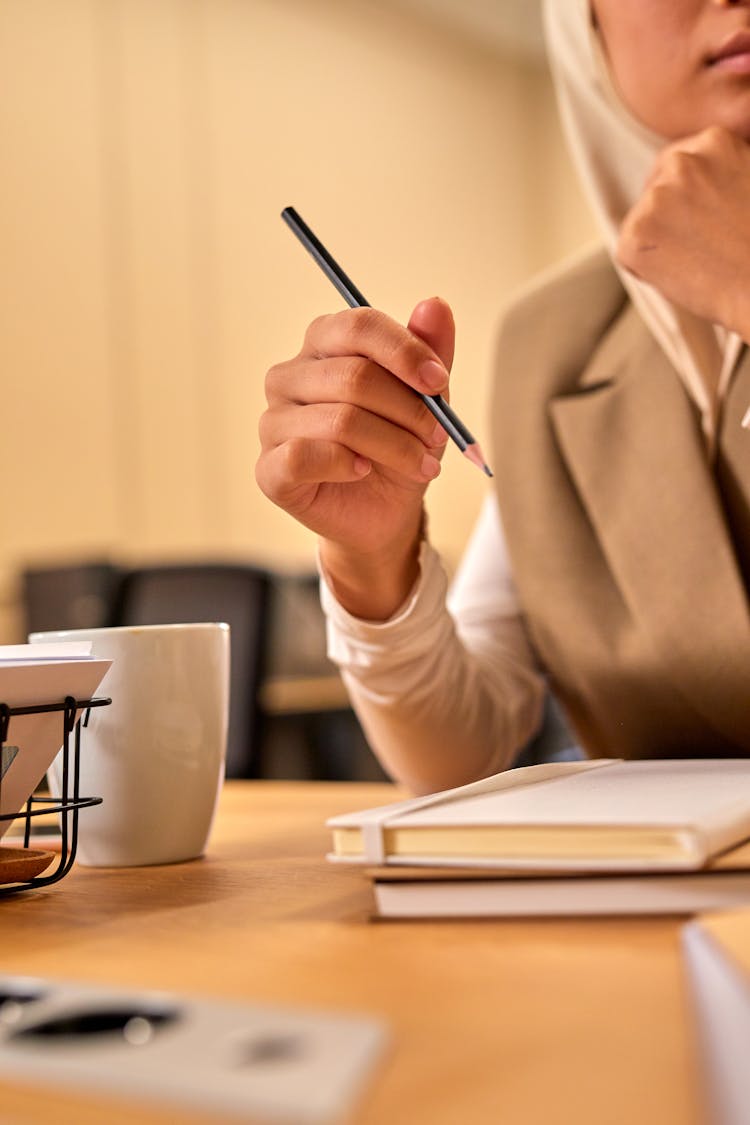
[617,126,750,340]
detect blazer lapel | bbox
[549,304,750,748]
[718,346,750,552]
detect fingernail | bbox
[742,407,750,430]
[421,453,441,480]
[419,359,448,393]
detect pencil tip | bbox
[463,443,493,478]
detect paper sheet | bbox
[0,645,112,836]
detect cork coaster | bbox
[0,846,55,885]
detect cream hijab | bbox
[542,0,744,447]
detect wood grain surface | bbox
[0,781,702,1125]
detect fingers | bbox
[407,296,456,372]
[264,354,446,449]
[616,126,750,333]
[255,438,372,509]
[302,306,450,396]
[257,301,455,519]
[662,125,742,160]
[259,402,444,485]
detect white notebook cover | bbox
[328,759,750,871]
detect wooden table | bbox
[0,782,702,1125]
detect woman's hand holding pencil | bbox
[257,207,491,621]
[256,297,455,620]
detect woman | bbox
[256,0,750,794]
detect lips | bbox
[708,29,750,71]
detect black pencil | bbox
[281,206,492,477]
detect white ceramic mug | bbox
[29,623,230,867]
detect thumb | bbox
[408,297,455,372]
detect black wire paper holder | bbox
[0,695,111,895]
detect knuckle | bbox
[344,307,403,360]
[659,152,689,185]
[347,306,380,337]
[338,355,371,397]
[388,336,422,378]
[305,307,386,360]
[705,124,729,148]
[264,362,288,402]
[679,151,702,177]
[308,312,332,338]
[329,402,360,441]
[648,181,670,206]
[659,145,698,182]
[280,437,309,478]
[636,183,670,224]
[255,450,286,501]
[303,313,334,355]
[329,307,373,350]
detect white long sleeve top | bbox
[321,493,546,794]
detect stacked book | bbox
[328,757,750,1121]
[326,759,750,919]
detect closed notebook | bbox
[370,840,750,919]
[682,908,750,1125]
[327,759,750,872]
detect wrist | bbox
[319,515,425,621]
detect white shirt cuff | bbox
[319,539,451,669]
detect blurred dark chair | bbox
[22,561,122,636]
[20,559,385,781]
[261,571,388,782]
[111,563,272,779]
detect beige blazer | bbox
[491,250,750,759]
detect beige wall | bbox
[0,0,595,643]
